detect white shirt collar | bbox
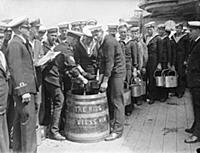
[0,51,7,71]
[195,36,200,42]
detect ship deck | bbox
[38,90,199,153]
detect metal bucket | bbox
[154,70,164,87]
[64,92,110,143]
[140,81,146,95]
[164,70,178,88]
[124,82,131,106]
[130,77,143,97]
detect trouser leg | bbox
[13,94,37,153]
[0,113,9,153]
[109,77,125,134]
[45,82,64,135]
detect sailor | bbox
[184,21,200,143]
[57,22,70,43]
[144,21,163,104]
[171,23,190,98]
[89,25,126,141]
[6,16,38,153]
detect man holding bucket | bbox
[89,25,126,141]
[144,21,163,104]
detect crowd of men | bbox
[0,16,200,153]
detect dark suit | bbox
[146,35,163,100]
[186,38,200,138]
[171,33,190,96]
[0,54,9,153]
[6,35,38,153]
[100,35,126,134]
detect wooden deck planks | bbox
[38,91,200,153]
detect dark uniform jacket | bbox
[119,39,135,70]
[170,39,177,66]
[42,39,57,55]
[186,38,200,88]
[74,38,98,75]
[0,59,9,114]
[6,35,38,96]
[160,36,172,64]
[171,33,190,63]
[100,35,126,78]
[146,34,163,64]
[43,42,79,87]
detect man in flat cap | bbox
[118,24,135,115]
[38,25,46,42]
[29,18,44,65]
[171,23,190,98]
[90,25,126,141]
[57,22,70,44]
[87,19,97,26]
[29,19,44,137]
[43,27,58,55]
[71,21,82,32]
[157,24,173,102]
[40,27,58,133]
[144,21,163,104]
[107,24,118,38]
[6,16,38,153]
[184,21,200,143]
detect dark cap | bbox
[47,27,58,34]
[175,23,183,28]
[58,22,69,29]
[107,24,118,30]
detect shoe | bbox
[177,94,183,98]
[104,132,122,141]
[160,97,167,102]
[125,111,132,116]
[196,148,200,153]
[184,135,200,143]
[49,132,66,141]
[136,101,142,106]
[148,99,154,105]
[185,128,193,134]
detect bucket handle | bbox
[163,69,178,77]
[161,69,170,76]
[124,81,130,89]
[153,69,163,78]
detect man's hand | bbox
[157,63,162,70]
[100,81,108,93]
[133,67,137,77]
[85,73,96,80]
[171,65,175,71]
[78,75,88,84]
[167,62,171,69]
[22,93,31,104]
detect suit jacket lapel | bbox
[190,38,200,52]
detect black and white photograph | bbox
[0,0,200,153]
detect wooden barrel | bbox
[64,92,110,143]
